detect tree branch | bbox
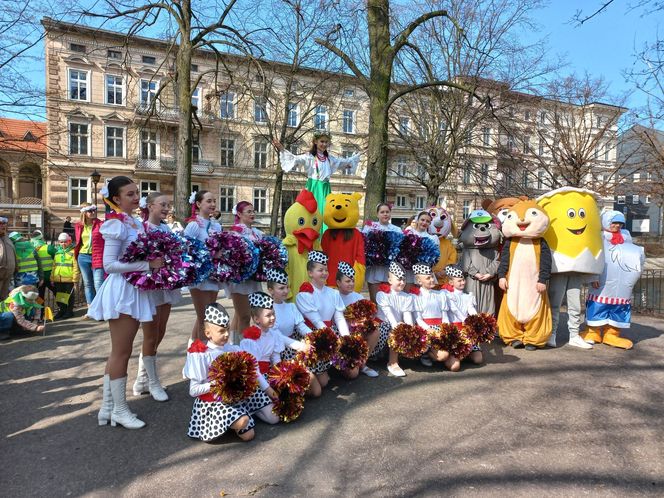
[314,37,368,86]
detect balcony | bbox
[136,157,176,172]
[135,103,215,125]
[192,160,215,174]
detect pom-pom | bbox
[253,236,288,282]
[271,392,305,423]
[181,236,212,286]
[344,299,379,337]
[364,230,404,267]
[387,323,428,358]
[463,313,497,344]
[206,232,259,283]
[418,236,441,267]
[297,327,338,367]
[397,232,422,268]
[207,351,259,404]
[429,323,473,359]
[121,230,189,290]
[299,282,314,293]
[268,360,310,396]
[332,335,369,370]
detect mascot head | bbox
[284,189,321,253]
[427,206,457,238]
[537,187,603,274]
[459,209,501,249]
[501,199,549,239]
[484,196,528,225]
[323,192,363,230]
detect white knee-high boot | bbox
[110,377,145,429]
[132,353,149,396]
[98,374,113,426]
[142,355,169,402]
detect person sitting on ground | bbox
[0,285,45,339]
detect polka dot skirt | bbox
[187,398,251,442]
[242,384,272,415]
[369,321,391,361]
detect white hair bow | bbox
[100,186,109,198]
[188,191,197,205]
[139,196,148,209]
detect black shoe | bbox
[60,312,75,320]
[525,344,537,351]
[511,340,525,349]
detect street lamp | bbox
[90,169,101,207]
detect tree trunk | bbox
[270,168,283,235]
[426,185,439,207]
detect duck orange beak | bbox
[293,228,319,253]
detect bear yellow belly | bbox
[507,240,541,323]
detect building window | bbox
[523,136,531,154]
[522,170,530,188]
[69,69,88,101]
[507,135,515,152]
[192,135,200,163]
[107,49,122,59]
[220,139,235,167]
[191,64,199,72]
[525,110,531,121]
[463,200,471,220]
[70,43,86,53]
[105,75,123,105]
[69,178,88,207]
[340,150,355,174]
[254,140,268,169]
[106,126,124,157]
[632,195,639,204]
[482,127,491,146]
[69,123,89,155]
[463,167,471,185]
[253,188,267,213]
[343,109,355,134]
[399,116,410,135]
[254,96,268,123]
[537,169,545,190]
[220,92,235,119]
[140,130,158,160]
[415,196,425,210]
[287,143,299,154]
[314,105,328,130]
[192,87,201,109]
[646,195,651,204]
[140,79,158,106]
[396,195,407,208]
[140,181,159,195]
[287,103,299,127]
[539,111,546,124]
[219,187,235,212]
[142,55,156,64]
[396,157,407,176]
[596,116,602,127]
[481,163,489,179]
[539,139,545,156]
[633,172,640,182]
[343,88,355,98]
[617,195,625,205]
[604,144,610,161]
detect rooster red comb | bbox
[295,189,317,214]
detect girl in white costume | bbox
[362,203,402,302]
[90,176,165,430]
[131,192,182,402]
[403,211,439,284]
[184,190,222,342]
[228,201,263,338]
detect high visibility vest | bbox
[36,244,54,273]
[52,248,75,281]
[16,246,39,274]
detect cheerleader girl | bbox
[403,211,439,284]
[240,292,310,424]
[184,190,222,342]
[376,261,416,377]
[184,304,255,442]
[336,262,381,377]
[265,268,323,397]
[273,133,360,231]
[411,263,451,368]
[362,203,402,302]
[228,201,263,340]
[443,264,483,371]
[90,176,164,430]
[295,251,358,382]
[131,192,182,402]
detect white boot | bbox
[110,377,145,429]
[97,374,113,426]
[132,353,148,396]
[143,355,169,402]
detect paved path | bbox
[1,297,663,497]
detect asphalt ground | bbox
[1,295,663,497]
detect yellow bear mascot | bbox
[321,192,365,292]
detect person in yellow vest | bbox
[51,232,80,320]
[30,230,57,301]
[0,285,44,340]
[9,231,43,288]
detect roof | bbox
[0,118,47,155]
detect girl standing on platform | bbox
[376,262,416,377]
[273,133,361,231]
[184,190,222,343]
[295,251,358,383]
[362,203,402,302]
[90,176,164,430]
[184,303,255,442]
[132,192,181,402]
[228,201,263,339]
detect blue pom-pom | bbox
[418,237,440,266]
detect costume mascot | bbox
[484,197,525,225]
[537,187,604,349]
[321,192,365,292]
[428,205,458,281]
[459,209,502,315]
[283,189,322,301]
[581,210,645,349]
[497,199,553,349]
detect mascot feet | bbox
[511,340,525,349]
[580,327,603,344]
[602,327,633,350]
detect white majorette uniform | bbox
[362,221,402,284]
[414,287,450,330]
[403,227,440,283]
[184,215,223,292]
[375,285,415,357]
[444,288,481,352]
[147,221,182,306]
[184,339,257,441]
[226,223,263,295]
[88,215,156,322]
[340,290,364,307]
[274,301,312,362]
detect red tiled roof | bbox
[0,117,47,154]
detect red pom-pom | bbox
[242,326,262,340]
[387,323,428,358]
[409,286,421,296]
[463,313,497,344]
[344,299,379,337]
[332,335,369,370]
[297,327,338,367]
[378,283,391,294]
[187,339,208,353]
[272,392,305,423]
[268,360,310,396]
[299,282,314,293]
[429,323,473,359]
[207,351,259,404]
